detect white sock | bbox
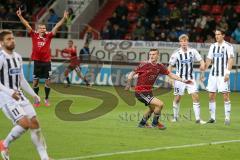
[173,101,180,119]
[209,102,216,120]
[3,125,26,147]
[30,128,49,160]
[193,102,200,120]
[224,101,231,120]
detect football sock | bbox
[84,77,89,85]
[152,113,160,126]
[209,102,216,120]
[193,102,200,120]
[173,101,180,119]
[139,113,151,125]
[33,86,39,95]
[4,125,26,147]
[224,101,231,120]
[44,86,51,100]
[66,77,71,84]
[30,128,49,160]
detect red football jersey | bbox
[134,61,170,93]
[30,31,54,62]
[62,47,80,66]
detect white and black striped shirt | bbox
[169,47,202,80]
[207,41,234,77]
[0,50,23,92]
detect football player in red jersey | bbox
[16,8,68,107]
[57,40,90,87]
[125,49,192,130]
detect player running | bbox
[16,8,68,107]
[168,34,206,124]
[125,48,193,129]
[0,30,51,160]
[57,40,90,87]
[204,29,234,125]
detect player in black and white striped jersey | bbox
[168,34,206,124]
[204,29,234,125]
[0,30,51,160]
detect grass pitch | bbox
[0,84,240,160]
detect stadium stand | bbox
[0,0,239,43]
[96,0,240,43]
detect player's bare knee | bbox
[30,117,40,129]
[209,93,215,102]
[192,93,199,102]
[33,80,39,87]
[17,117,31,130]
[45,79,50,87]
[223,93,230,102]
[174,95,181,103]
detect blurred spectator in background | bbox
[101,21,112,39]
[47,9,59,30]
[109,24,123,39]
[115,0,128,17]
[132,22,145,40]
[66,8,75,26]
[157,2,170,20]
[0,5,7,21]
[204,35,215,43]
[109,12,118,26]
[231,22,240,44]
[118,15,129,34]
[79,43,90,61]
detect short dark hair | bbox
[0,29,13,41]
[149,48,159,54]
[215,28,225,35]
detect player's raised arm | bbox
[16,8,33,32]
[52,10,68,35]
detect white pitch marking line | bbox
[57,139,240,160]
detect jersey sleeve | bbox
[207,44,214,60]
[227,45,235,58]
[159,64,170,75]
[169,52,177,66]
[48,32,54,38]
[193,49,202,61]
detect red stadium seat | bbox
[215,15,222,23]
[211,5,222,14]
[136,2,144,11]
[124,33,132,40]
[234,5,240,13]
[128,22,137,32]
[200,5,211,12]
[127,12,138,22]
[167,3,176,10]
[127,2,137,12]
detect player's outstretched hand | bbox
[183,80,193,85]
[16,8,22,17]
[12,92,20,101]
[224,74,229,82]
[63,10,69,19]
